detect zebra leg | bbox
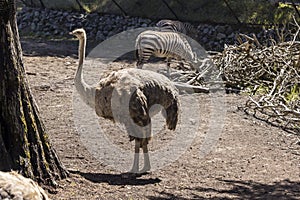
[179,61,185,69]
[166,57,172,76]
[137,56,150,69]
[140,142,151,173]
[136,60,144,69]
[129,140,140,173]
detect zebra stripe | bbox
[156,19,197,37]
[135,30,197,71]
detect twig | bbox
[211,30,300,133]
[173,82,209,93]
[291,16,300,45]
[290,0,300,19]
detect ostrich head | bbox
[69,28,86,40]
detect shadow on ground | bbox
[21,37,135,60]
[147,179,300,200]
[71,170,161,186]
[20,38,163,64]
[21,38,78,57]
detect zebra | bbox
[135,30,198,74]
[156,19,197,38]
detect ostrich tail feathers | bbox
[141,80,179,130]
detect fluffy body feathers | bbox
[70,28,179,173]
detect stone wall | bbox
[20,0,282,24]
[17,7,287,52]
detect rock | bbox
[107,31,115,37]
[63,12,69,17]
[37,22,44,31]
[30,23,37,31]
[225,25,233,35]
[203,27,210,34]
[34,11,40,17]
[96,30,105,41]
[103,24,112,32]
[216,25,226,33]
[18,6,284,51]
[201,36,208,43]
[102,30,108,36]
[45,32,51,36]
[228,32,236,39]
[217,33,226,40]
[22,13,32,21]
[210,30,217,37]
[0,171,50,200]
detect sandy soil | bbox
[21,38,300,200]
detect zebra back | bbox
[156,19,197,37]
[135,30,197,68]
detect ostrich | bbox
[0,171,49,200]
[70,28,179,173]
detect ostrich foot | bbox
[122,172,137,179]
[127,164,150,174]
[139,166,151,174]
[128,160,139,174]
[128,167,139,174]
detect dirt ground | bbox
[21,37,300,200]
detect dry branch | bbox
[166,20,299,134]
[211,27,300,134]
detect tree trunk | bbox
[0,0,68,186]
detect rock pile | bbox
[17,7,286,51]
[17,7,153,40]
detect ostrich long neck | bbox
[75,34,95,108]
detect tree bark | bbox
[0,0,68,186]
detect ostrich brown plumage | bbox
[70,28,179,173]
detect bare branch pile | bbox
[212,32,300,134]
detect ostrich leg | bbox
[130,140,140,173]
[140,143,151,173]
